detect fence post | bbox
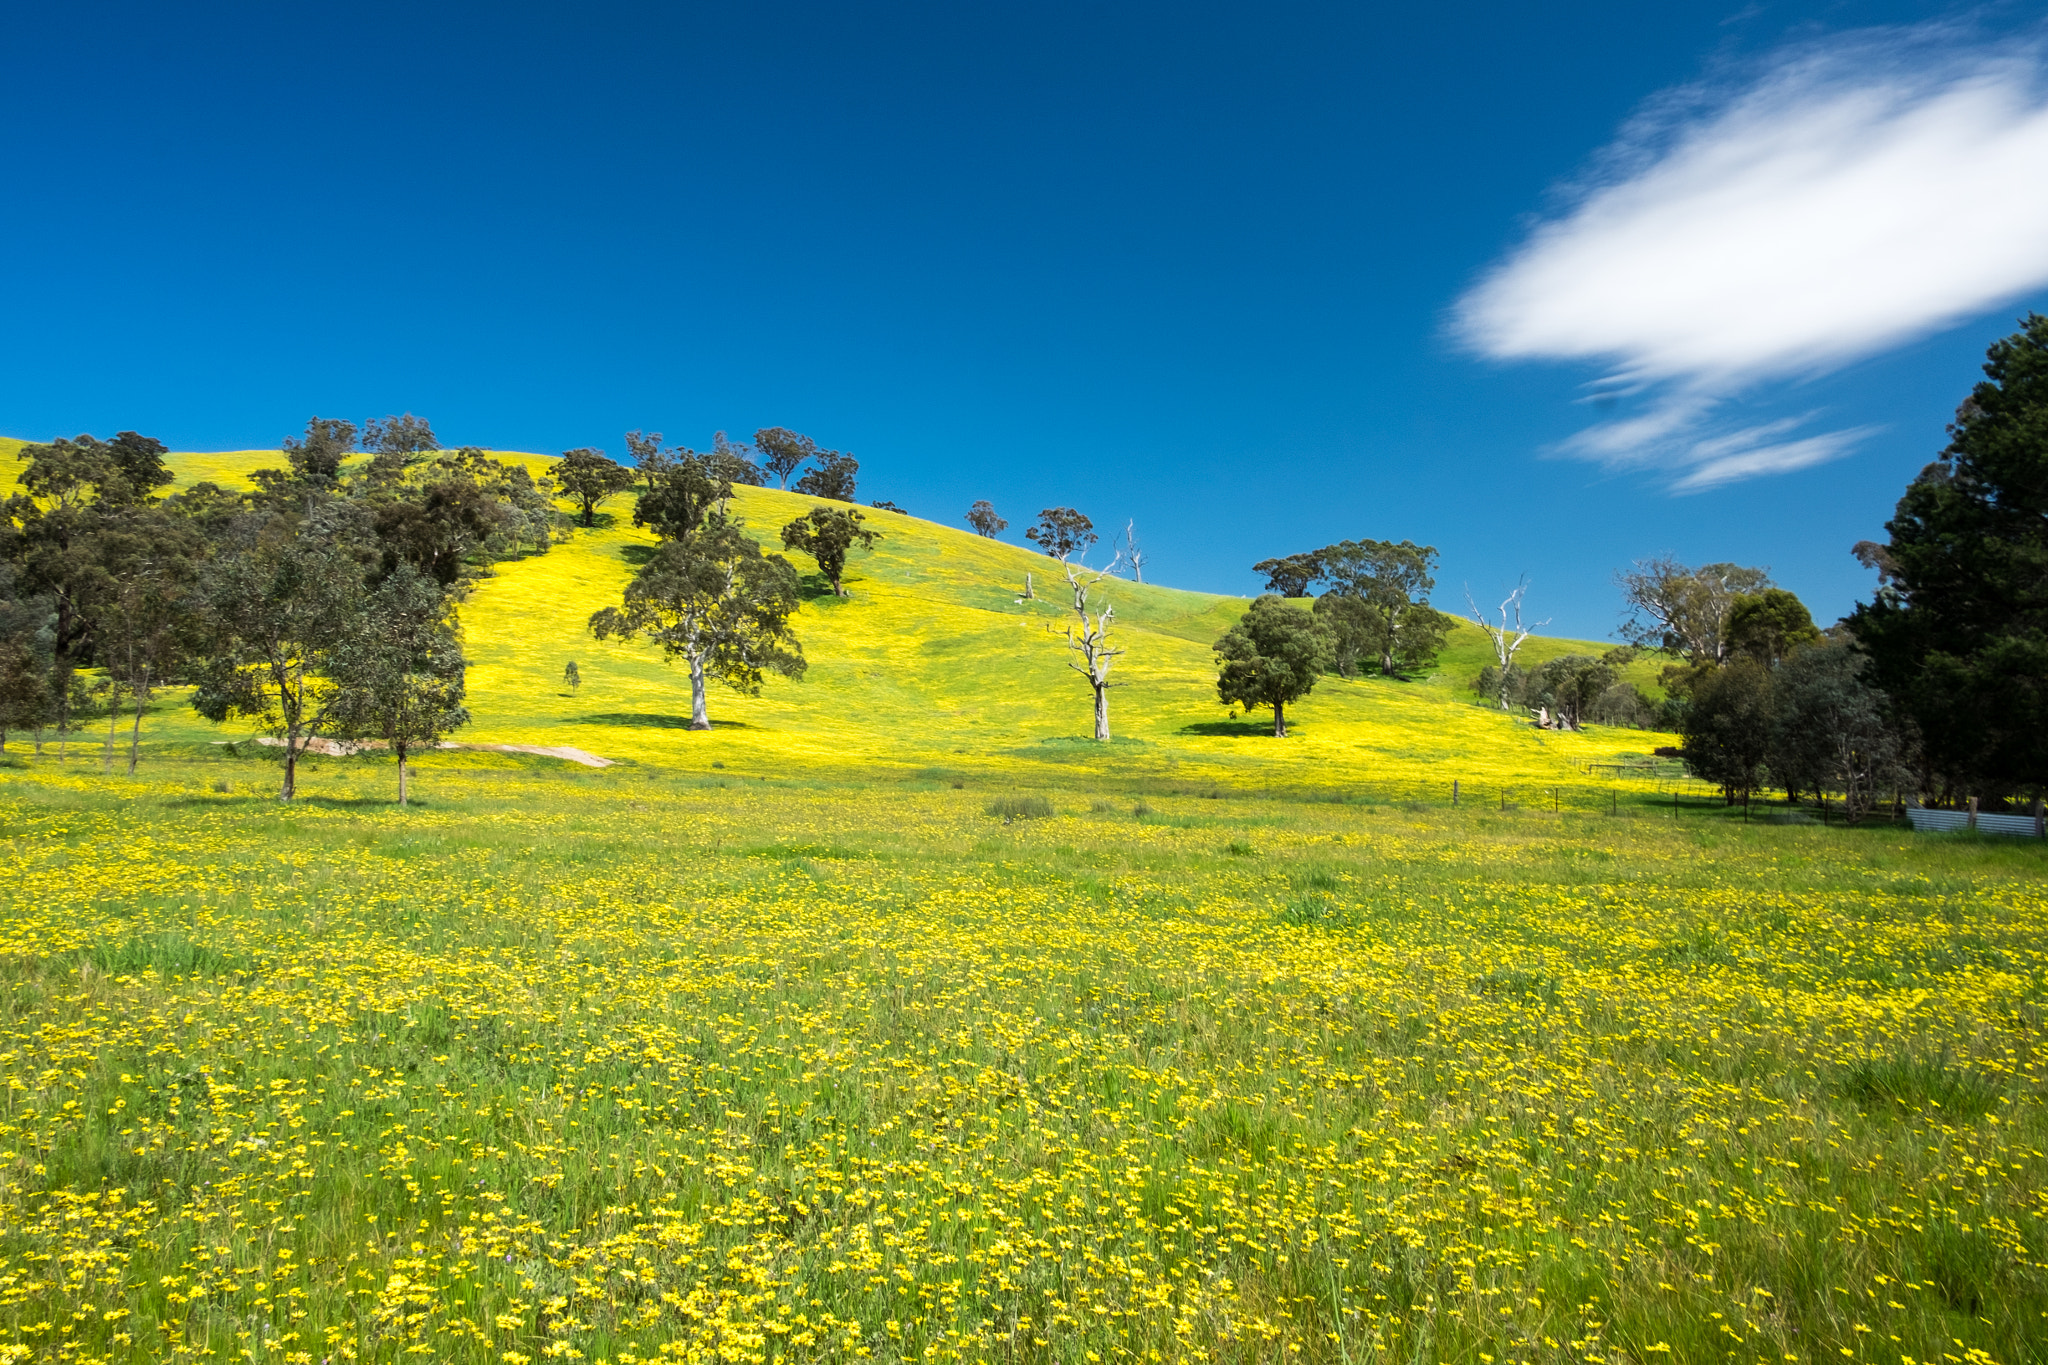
[1968,795,1979,831]
[1452,779,1459,807]
[2034,798,2044,838]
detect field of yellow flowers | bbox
[0,756,2042,1365]
[2,436,1678,796]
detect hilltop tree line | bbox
[0,416,902,780]
[0,415,555,800]
[552,428,870,528]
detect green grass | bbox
[0,755,2042,1364]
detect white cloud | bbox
[1455,25,2048,488]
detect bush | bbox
[987,794,1054,820]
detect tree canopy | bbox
[1677,657,1773,803]
[1850,313,2048,795]
[780,506,879,597]
[753,428,817,489]
[1213,595,1333,737]
[589,519,805,730]
[1026,508,1096,561]
[1616,556,1773,666]
[793,451,859,502]
[632,441,735,542]
[1253,552,1324,598]
[1725,588,1821,667]
[965,500,1007,538]
[551,447,638,527]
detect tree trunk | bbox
[1274,698,1287,738]
[1093,680,1109,741]
[281,731,299,801]
[398,750,410,807]
[689,654,711,730]
[126,669,150,776]
[104,689,121,772]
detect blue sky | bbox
[5,1,2046,639]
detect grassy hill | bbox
[3,437,1675,793]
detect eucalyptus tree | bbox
[331,563,469,806]
[1322,538,1446,676]
[1214,595,1334,737]
[190,534,366,801]
[793,451,859,502]
[780,506,879,596]
[588,518,805,730]
[551,447,638,527]
[754,428,818,489]
[1026,507,1096,561]
[965,501,1007,538]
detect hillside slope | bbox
[4,439,1674,791]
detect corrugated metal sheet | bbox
[1905,807,2044,837]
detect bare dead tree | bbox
[1118,519,1147,583]
[1052,547,1127,740]
[1466,578,1549,711]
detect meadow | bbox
[0,759,2043,1365]
[2,440,2043,1364]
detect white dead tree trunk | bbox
[1120,520,1146,584]
[1054,549,1127,740]
[1466,578,1549,711]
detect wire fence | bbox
[1295,775,1917,826]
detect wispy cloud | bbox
[1454,24,2048,489]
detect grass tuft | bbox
[986,793,1054,820]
